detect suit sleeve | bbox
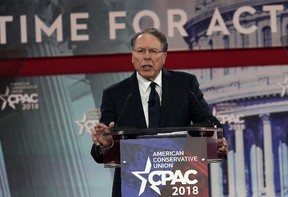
[99,88,117,125]
[189,75,222,128]
[90,144,104,163]
[90,89,116,164]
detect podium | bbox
[103,126,224,197]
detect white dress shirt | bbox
[137,70,162,127]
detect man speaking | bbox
[90,27,229,197]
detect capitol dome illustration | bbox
[182,1,288,196]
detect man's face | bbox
[132,33,167,81]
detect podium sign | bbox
[120,137,209,197]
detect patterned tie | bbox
[148,82,160,128]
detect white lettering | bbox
[70,13,89,41]
[184,170,198,185]
[109,11,126,40]
[207,8,229,35]
[20,15,28,43]
[149,169,198,187]
[233,6,257,34]
[0,16,13,44]
[35,15,63,43]
[218,114,244,124]
[0,4,285,45]
[153,163,173,169]
[167,9,188,37]
[5,93,38,110]
[153,150,184,157]
[263,5,284,33]
[170,170,186,185]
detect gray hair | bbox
[130,28,168,52]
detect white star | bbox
[278,74,288,97]
[74,110,101,136]
[75,113,87,135]
[131,157,152,196]
[0,87,10,110]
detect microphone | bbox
[115,91,134,127]
[147,99,155,106]
[187,90,214,127]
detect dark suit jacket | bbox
[91,69,221,197]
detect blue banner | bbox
[120,137,208,197]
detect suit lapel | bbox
[160,69,174,127]
[125,72,147,128]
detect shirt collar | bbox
[137,70,162,94]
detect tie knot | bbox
[150,82,157,90]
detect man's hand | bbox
[217,137,229,157]
[91,122,114,149]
